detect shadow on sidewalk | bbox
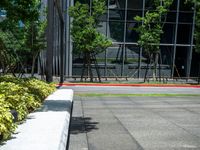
[70,117,98,134]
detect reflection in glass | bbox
[177,24,192,44]
[161,24,175,44]
[109,21,124,42]
[126,22,139,42]
[179,12,193,23]
[127,0,143,9]
[127,10,142,21]
[109,9,125,20]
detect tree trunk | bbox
[80,53,86,82]
[159,53,162,82]
[144,53,151,82]
[31,53,38,77]
[86,52,93,82]
[153,53,159,81]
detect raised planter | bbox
[0,89,74,150]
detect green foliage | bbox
[191,0,200,53]
[25,78,56,101]
[0,76,56,141]
[0,0,47,75]
[0,95,16,140]
[69,0,112,54]
[184,0,200,53]
[0,29,24,73]
[0,82,37,121]
[0,0,40,22]
[134,0,173,54]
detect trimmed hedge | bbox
[0,76,55,141]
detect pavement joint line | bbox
[130,98,200,140]
[80,96,90,150]
[100,97,144,150]
[157,111,200,140]
[184,107,200,115]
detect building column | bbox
[46,0,54,82]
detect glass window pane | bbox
[109,9,125,21]
[127,10,142,21]
[166,11,176,23]
[106,45,123,76]
[180,0,193,11]
[109,21,124,42]
[169,0,177,11]
[177,24,192,44]
[97,21,107,35]
[179,12,193,23]
[175,46,188,77]
[127,0,143,10]
[124,45,140,77]
[160,46,173,65]
[161,23,175,44]
[116,0,125,9]
[126,22,139,42]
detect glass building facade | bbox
[71,0,199,79]
[43,0,200,79]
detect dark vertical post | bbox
[198,62,200,84]
[55,0,65,83]
[138,0,145,79]
[60,20,64,83]
[187,2,196,78]
[46,0,54,82]
[121,0,128,77]
[105,0,110,78]
[171,0,180,78]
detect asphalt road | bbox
[61,86,200,150]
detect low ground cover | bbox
[0,76,55,141]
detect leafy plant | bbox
[0,76,56,141]
[134,0,173,80]
[69,0,112,82]
[25,78,55,100]
[0,0,47,77]
[0,95,16,140]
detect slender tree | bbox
[134,0,173,81]
[69,0,112,82]
[0,0,47,77]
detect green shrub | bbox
[25,78,56,101]
[0,76,56,141]
[0,82,41,121]
[0,95,16,140]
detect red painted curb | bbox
[57,83,200,88]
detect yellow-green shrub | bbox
[25,78,55,101]
[0,82,41,121]
[0,76,56,141]
[0,95,16,140]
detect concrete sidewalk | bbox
[68,95,200,150]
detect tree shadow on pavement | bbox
[70,117,99,134]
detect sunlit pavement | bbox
[61,86,200,150]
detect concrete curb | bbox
[57,83,200,88]
[0,89,74,150]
